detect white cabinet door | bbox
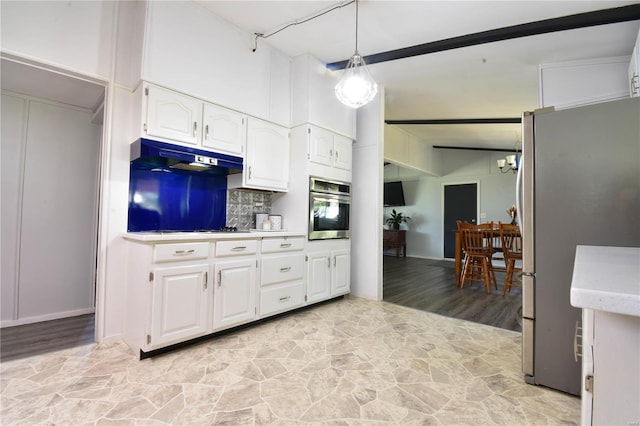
[202,103,246,156]
[214,259,256,329]
[309,126,334,167]
[245,118,289,191]
[307,251,331,303]
[146,85,201,145]
[150,264,210,349]
[332,134,352,171]
[331,249,350,295]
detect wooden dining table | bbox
[453,226,521,287]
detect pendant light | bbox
[335,0,378,109]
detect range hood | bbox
[130,138,243,173]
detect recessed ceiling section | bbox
[394,123,522,150]
[1,58,105,111]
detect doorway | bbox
[443,182,478,258]
[1,57,105,348]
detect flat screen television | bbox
[384,181,406,206]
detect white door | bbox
[245,118,289,191]
[307,251,331,303]
[146,84,201,145]
[332,134,352,171]
[201,103,246,156]
[150,264,209,349]
[214,259,256,329]
[331,249,351,295]
[308,126,334,167]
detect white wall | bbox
[0,1,146,340]
[350,89,385,301]
[0,1,115,79]
[387,149,517,259]
[142,1,291,127]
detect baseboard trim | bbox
[0,307,95,328]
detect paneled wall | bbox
[1,92,100,325]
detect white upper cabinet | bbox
[202,103,246,156]
[538,57,630,109]
[146,85,201,145]
[292,54,356,139]
[332,134,353,171]
[307,124,353,182]
[231,118,289,192]
[308,126,334,167]
[141,83,247,157]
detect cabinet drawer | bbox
[216,239,258,257]
[261,237,304,253]
[261,254,304,286]
[260,281,304,317]
[154,242,209,263]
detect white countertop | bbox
[122,230,305,243]
[570,245,640,317]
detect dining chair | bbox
[460,222,497,293]
[499,222,523,296]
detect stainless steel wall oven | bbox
[308,177,351,240]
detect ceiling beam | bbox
[386,118,521,125]
[327,4,640,70]
[433,145,518,153]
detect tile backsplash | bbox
[226,189,272,230]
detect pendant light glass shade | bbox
[335,0,377,109]
[335,53,378,108]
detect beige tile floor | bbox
[1,296,580,425]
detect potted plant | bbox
[386,209,411,230]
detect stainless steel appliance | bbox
[309,177,351,240]
[518,97,640,396]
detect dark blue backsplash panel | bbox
[128,164,227,231]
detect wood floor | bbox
[383,255,522,332]
[0,314,95,362]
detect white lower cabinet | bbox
[150,264,210,349]
[259,237,305,318]
[213,258,256,330]
[123,241,213,355]
[307,248,351,303]
[331,249,350,296]
[123,234,350,358]
[307,251,331,303]
[213,239,258,330]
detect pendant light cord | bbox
[253,0,356,52]
[354,0,359,54]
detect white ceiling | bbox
[198,0,640,149]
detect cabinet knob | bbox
[193,121,198,137]
[279,266,291,272]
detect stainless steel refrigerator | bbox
[518,97,640,396]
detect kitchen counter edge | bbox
[570,245,640,317]
[122,231,306,243]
